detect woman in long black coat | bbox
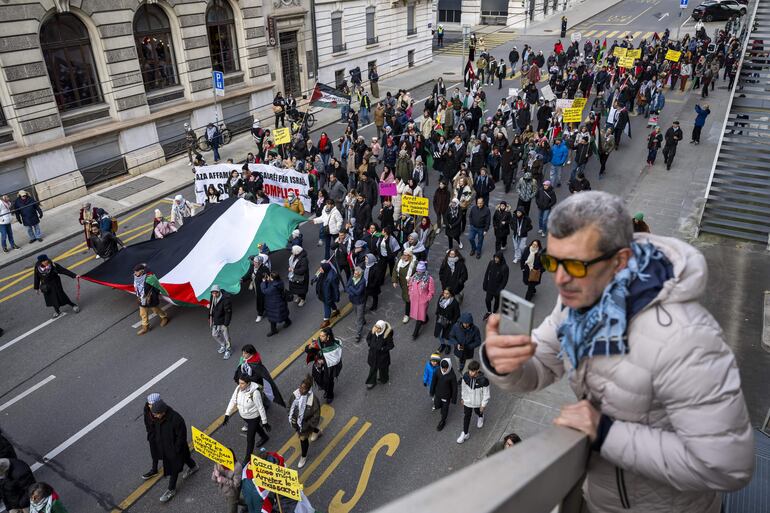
[434,288,461,354]
[287,246,309,306]
[438,249,469,299]
[143,397,161,479]
[33,255,79,317]
[520,239,544,301]
[261,272,292,336]
[366,320,394,388]
[443,199,463,249]
[151,401,198,500]
[483,251,510,318]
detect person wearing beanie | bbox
[133,263,169,336]
[366,320,394,388]
[142,393,162,479]
[209,285,233,360]
[33,255,80,318]
[407,261,435,339]
[535,179,557,237]
[13,189,44,243]
[422,352,443,404]
[430,358,458,431]
[0,456,35,512]
[150,400,198,502]
[285,228,304,250]
[152,208,177,240]
[283,190,305,215]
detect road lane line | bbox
[299,416,359,482]
[606,31,619,38]
[594,30,607,38]
[303,421,372,495]
[0,375,56,412]
[130,303,174,329]
[583,30,597,37]
[632,31,642,39]
[29,357,188,472]
[642,31,654,40]
[0,315,67,353]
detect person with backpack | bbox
[457,360,491,444]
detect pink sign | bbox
[379,182,397,196]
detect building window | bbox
[408,49,415,67]
[134,4,178,92]
[438,10,462,23]
[331,12,345,53]
[334,69,345,88]
[207,0,240,73]
[0,103,6,127]
[366,7,377,45]
[40,13,103,112]
[407,5,416,35]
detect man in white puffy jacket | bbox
[482,191,753,513]
[457,360,490,444]
[222,374,271,463]
[313,198,343,259]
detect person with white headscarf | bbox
[170,194,199,227]
[287,245,309,306]
[366,320,394,389]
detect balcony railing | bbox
[332,43,347,53]
[407,27,417,35]
[367,36,379,45]
[369,427,589,513]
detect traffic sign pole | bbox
[212,71,225,124]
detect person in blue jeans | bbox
[534,181,557,237]
[467,197,490,260]
[0,195,20,252]
[549,138,568,188]
[205,123,222,162]
[13,190,43,243]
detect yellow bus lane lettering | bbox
[328,433,400,513]
[299,416,358,482]
[302,421,371,496]
[278,404,336,467]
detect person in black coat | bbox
[150,400,198,502]
[443,199,463,249]
[142,393,162,479]
[0,457,35,511]
[13,190,43,243]
[430,358,458,431]
[33,255,79,317]
[438,249,469,299]
[492,201,512,251]
[208,285,233,359]
[434,289,461,354]
[0,429,16,460]
[366,320,394,388]
[449,312,482,373]
[233,344,286,408]
[483,251,509,318]
[261,272,292,336]
[250,254,271,323]
[287,246,309,305]
[520,239,545,301]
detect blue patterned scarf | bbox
[557,242,673,369]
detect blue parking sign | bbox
[213,71,225,96]
[680,0,688,7]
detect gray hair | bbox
[547,191,632,253]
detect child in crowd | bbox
[422,352,442,408]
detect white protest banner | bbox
[508,88,519,98]
[555,98,574,109]
[541,84,556,102]
[248,163,312,212]
[194,164,238,203]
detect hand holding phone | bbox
[485,291,537,374]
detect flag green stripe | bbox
[197,204,305,300]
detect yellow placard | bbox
[562,107,583,123]
[619,56,636,68]
[665,49,681,62]
[626,49,642,59]
[613,47,627,58]
[401,195,429,216]
[273,127,291,145]
[572,97,587,110]
[191,426,234,470]
[250,455,303,501]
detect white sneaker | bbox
[513,258,519,264]
[477,416,484,429]
[309,431,319,442]
[456,432,470,444]
[298,456,307,468]
[94,255,100,259]
[223,350,231,360]
[317,240,324,247]
[297,299,305,307]
[255,315,263,323]
[217,346,226,354]
[458,242,464,249]
[241,424,249,432]
[402,315,409,324]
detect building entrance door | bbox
[279,31,301,97]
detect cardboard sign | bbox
[248,163,312,211]
[572,97,587,110]
[555,98,573,109]
[540,84,556,101]
[379,182,397,196]
[401,195,429,216]
[626,49,642,59]
[665,49,681,62]
[613,47,627,58]
[192,426,234,470]
[273,127,291,145]
[571,32,582,43]
[508,88,519,98]
[250,455,303,500]
[562,107,583,123]
[619,56,636,68]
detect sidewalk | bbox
[0,58,450,269]
[521,0,623,36]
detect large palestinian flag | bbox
[310,82,350,109]
[82,198,304,306]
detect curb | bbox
[521,0,624,36]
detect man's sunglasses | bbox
[540,250,619,278]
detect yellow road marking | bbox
[111,304,353,512]
[632,31,642,39]
[302,421,371,496]
[583,30,597,38]
[642,32,654,40]
[594,30,608,38]
[606,31,619,39]
[299,417,359,482]
[328,433,400,513]
[618,31,630,39]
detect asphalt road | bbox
[0,2,762,512]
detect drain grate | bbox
[99,176,163,201]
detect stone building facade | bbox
[0,0,312,207]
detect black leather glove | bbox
[222,415,230,426]
[263,423,272,433]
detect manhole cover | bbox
[544,29,554,32]
[99,176,163,201]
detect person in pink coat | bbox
[408,260,435,340]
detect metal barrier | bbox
[369,427,589,513]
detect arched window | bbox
[40,13,103,112]
[206,0,240,73]
[134,4,179,91]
